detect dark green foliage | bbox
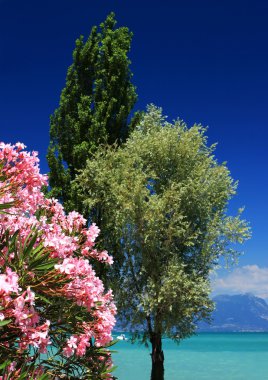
[47,12,137,211]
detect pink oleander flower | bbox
[29,320,51,354]
[63,335,78,357]
[0,142,116,375]
[0,268,19,294]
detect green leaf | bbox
[22,231,38,258]
[0,319,12,327]
[0,359,11,370]
[36,293,53,305]
[34,261,57,271]
[0,202,14,211]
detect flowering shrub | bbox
[0,143,116,379]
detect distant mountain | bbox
[198,293,268,332]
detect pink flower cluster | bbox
[0,143,116,365]
[55,257,116,350]
[0,266,51,354]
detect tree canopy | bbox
[47,12,137,211]
[75,105,250,379]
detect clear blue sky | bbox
[0,0,267,296]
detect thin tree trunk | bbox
[150,332,164,380]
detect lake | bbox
[112,332,268,379]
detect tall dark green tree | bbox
[47,12,137,211]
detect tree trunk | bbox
[150,332,164,380]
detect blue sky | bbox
[0,0,267,297]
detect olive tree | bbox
[75,105,250,380]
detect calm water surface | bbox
[112,333,268,380]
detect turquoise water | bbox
[112,333,268,379]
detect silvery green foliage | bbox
[75,104,250,343]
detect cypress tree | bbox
[47,12,137,211]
